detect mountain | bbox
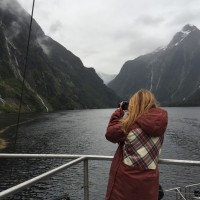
[168,87,200,106]
[108,24,200,106]
[97,72,116,84]
[0,0,119,112]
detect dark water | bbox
[0,108,200,200]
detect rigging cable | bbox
[8,0,36,189]
[13,0,36,151]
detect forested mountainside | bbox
[108,24,200,106]
[0,0,119,113]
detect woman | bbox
[105,89,168,200]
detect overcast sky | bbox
[17,0,200,74]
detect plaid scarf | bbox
[123,128,164,169]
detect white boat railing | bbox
[0,154,200,200]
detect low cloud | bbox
[168,9,200,27]
[37,36,52,55]
[0,0,27,17]
[136,15,165,26]
[0,0,12,10]
[6,21,21,41]
[49,21,63,34]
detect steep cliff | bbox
[108,24,200,106]
[0,0,119,112]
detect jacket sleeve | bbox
[105,109,127,143]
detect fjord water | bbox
[0,108,200,200]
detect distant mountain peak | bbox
[168,24,199,48]
[182,24,198,32]
[97,72,116,85]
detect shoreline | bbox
[0,118,36,150]
[0,119,35,135]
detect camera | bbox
[118,101,129,110]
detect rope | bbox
[7,0,36,189]
[13,0,36,151]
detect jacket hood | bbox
[134,107,168,137]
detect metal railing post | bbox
[84,158,89,200]
[188,187,191,200]
[184,187,187,200]
[176,190,180,200]
[176,188,187,200]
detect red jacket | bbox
[105,107,168,200]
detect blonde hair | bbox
[121,89,159,133]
